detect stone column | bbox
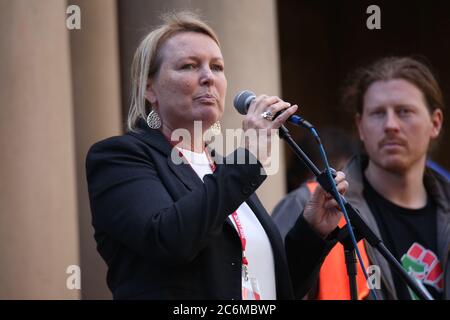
[0,0,79,299]
[69,0,122,299]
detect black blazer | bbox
[86,121,334,299]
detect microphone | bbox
[233,90,313,129]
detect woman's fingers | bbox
[264,99,291,116]
[321,171,348,209]
[248,95,293,121]
[334,171,346,184]
[249,95,278,114]
[336,180,348,195]
[329,171,348,195]
[272,105,298,128]
[324,199,339,210]
[244,94,302,131]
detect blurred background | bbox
[0,0,449,299]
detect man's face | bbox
[356,79,443,174]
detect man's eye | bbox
[371,110,384,117]
[399,108,412,115]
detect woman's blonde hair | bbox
[127,11,220,132]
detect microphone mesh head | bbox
[233,90,255,115]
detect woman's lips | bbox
[194,94,217,104]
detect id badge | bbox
[242,276,261,300]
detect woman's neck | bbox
[160,124,205,153]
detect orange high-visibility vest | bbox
[306,181,370,300]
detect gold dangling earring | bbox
[146,110,161,129]
[210,121,221,136]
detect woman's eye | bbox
[181,64,196,70]
[212,64,224,72]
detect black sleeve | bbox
[86,137,266,266]
[285,214,339,299]
[272,187,311,240]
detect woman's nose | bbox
[199,67,214,86]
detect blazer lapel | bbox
[128,121,203,191]
[246,194,284,248]
[167,152,202,191]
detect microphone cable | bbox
[308,126,379,300]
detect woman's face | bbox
[146,31,227,133]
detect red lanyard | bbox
[177,147,250,273]
[230,212,249,267]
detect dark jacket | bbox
[273,155,450,299]
[86,121,335,299]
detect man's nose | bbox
[384,109,400,132]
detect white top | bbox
[177,147,277,300]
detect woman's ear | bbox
[144,78,157,106]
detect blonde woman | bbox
[86,12,347,300]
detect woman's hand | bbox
[303,171,349,239]
[241,95,298,166]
